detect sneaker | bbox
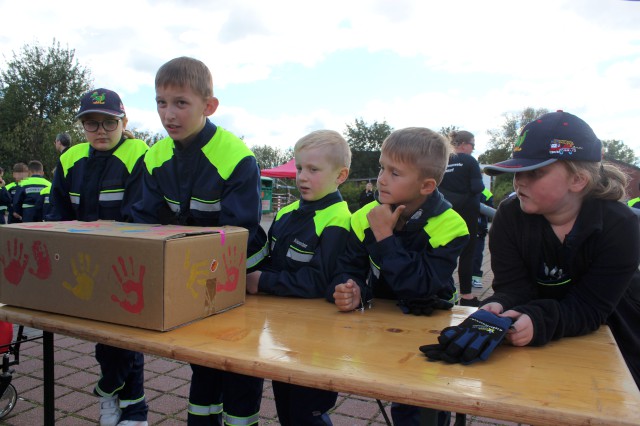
[471,277,483,288]
[99,396,121,426]
[459,297,480,307]
[117,421,149,426]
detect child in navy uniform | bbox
[330,127,469,425]
[481,110,640,390]
[11,160,50,222]
[246,130,351,425]
[131,56,268,426]
[50,88,149,426]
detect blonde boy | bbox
[329,127,469,425]
[131,57,268,426]
[246,130,351,425]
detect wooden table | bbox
[1,296,638,426]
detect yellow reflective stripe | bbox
[223,411,259,426]
[94,382,125,398]
[425,208,469,248]
[188,402,223,416]
[201,127,254,180]
[60,143,91,177]
[247,242,268,269]
[287,247,313,263]
[113,138,148,173]
[275,200,299,220]
[313,200,351,236]
[144,137,174,174]
[351,203,376,242]
[119,394,145,407]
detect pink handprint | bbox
[0,238,29,285]
[217,245,244,292]
[111,256,146,314]
[28,240,52,279]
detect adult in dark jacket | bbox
[482,110,640,390]
[439,130,483,306]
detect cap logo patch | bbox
[549,139,576,156]
[90,92,106,105]
[513,129,528,152]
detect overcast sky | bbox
[1,0,639,158]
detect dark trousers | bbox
[472,233,486,278]
[273,381,337,426]
[188,364,263,426]
[456,206,478,295]
[94,343,148,421]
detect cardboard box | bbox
[0,221,248,331]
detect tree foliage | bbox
[343,118,393,179]
[602,139,637,165]
[0,40,92,176]
[132,129,166,147]
[250,144,293,170]
[477,107,549,203]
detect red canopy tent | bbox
[260,158,296,178]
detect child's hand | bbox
[333,279,361,311]
[501,310,533,346]
[480,302,504,315]
[246,271,261,294]
[367,204,405,241]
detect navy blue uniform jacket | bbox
[258,191,351,298]
[328,190,469,303]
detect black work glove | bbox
[418,310,512,364]
[397,296,454,316]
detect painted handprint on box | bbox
[111,256,145,314]
[63,253,98,300]
[217,245,244,292]
[0,238,29,285]
[28,240,52,279]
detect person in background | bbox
[438,130,484,306]
[471,186,494,288]
[12,160,51,223]
[246,130,351,425]
[329,127,468,425]
[50,88,149,425]
[0,163,29,224]
[0,167,5,224]
[131,56,268,426]
[54,132,72,154]
[359,181,375,207]
[482,110,640,390]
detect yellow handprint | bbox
[63,252,99,300]
[184,249,210,299]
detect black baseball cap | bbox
[75,88,126,119]
[483,110,602,176]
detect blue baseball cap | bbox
[75,88,126,119]
[483,110,602,176]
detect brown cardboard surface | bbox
[0,221,248,331]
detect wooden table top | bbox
[1,296,638,426]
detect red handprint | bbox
[0,238,29,285]
[28,241,52,279]
[110,256,146,314]
[217,245,244,292]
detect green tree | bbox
[343,118,393,179]
[132,129,166,147]
[0,39,92,175]
[602,139,637,165]
[438,125,460,138]
[250,144,293,170]
[478,107,549,203]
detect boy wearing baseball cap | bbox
[480,111,640,390]
[50,88,149,425]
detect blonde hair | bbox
[155,57,213,98]
[564,160,628,201]
[294,130,352,169]
[381,127,451,184]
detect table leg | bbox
[43,331,54,426]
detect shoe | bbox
[99,396,121,426]
[117,421,149,426]
[459,297,480,307]
[471,277,483,288]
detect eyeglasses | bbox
[82,119,120,132]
